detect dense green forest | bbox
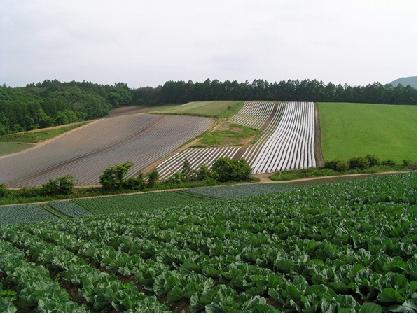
[134,79,417,105]
[0,79,416,135]
[0,81,131,135]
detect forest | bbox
[0,79,416,135]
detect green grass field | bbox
[0,122,86,156]
[318,102,417,162]
[149,101,243,118]
[0,142,33,156]
[194,122,260,147]
[0,122,85,144]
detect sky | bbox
[0,0,417,87]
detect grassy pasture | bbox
[0,142,33,156]
[0,122,86,156]
[193,122,260,147]
[318,102,416,162]
[149,100,243,118]
[0,122,85,143]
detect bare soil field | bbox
[0,113,211,187]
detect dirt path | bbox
[2,170,410,208]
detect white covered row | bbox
[157,146,240,179]
[250,101,316,173]
[230,101,276,129]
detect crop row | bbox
[0,204,56,225]
[0,114,212,187]
[250,101,316,173]
[157,147,239,180]
[0,173,416,312]
[230,101,276,129]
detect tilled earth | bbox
[0,114,211,187]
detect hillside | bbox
[319,102,417,162]
[0,173,416,312]
[389,76,417,89]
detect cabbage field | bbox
[0,173,416,312]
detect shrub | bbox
[366,155,380,167]
[0,184,7,198]
[402,160,417,170]
[181,160,193,181]
[165,172,183,184]
[212,157,251,182]
[41,175,75,195]
[100,162,133,190]
[146,169,159,187]
[123,173,145,190]
[324,160,348,172]
[382,159,396,166]
[348,156,369,169]
[195,165,214,181]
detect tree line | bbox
[1,78,416,135]
[0,80,131,135]
[134,79,417,105]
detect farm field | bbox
[149,100,244,118]
[318,102,417,162]
[0,173,416,312]
[0,113,211,187]
[0,122,86,156]
[156,101,318,179]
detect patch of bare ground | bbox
[106,106,150,117]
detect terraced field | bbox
[157,147,240,180]
[0,173,416,312]
[0,114,211,187]
[157,101,317,178]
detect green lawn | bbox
[0,142,33,156]
[0,122,85,143]
[194,122,260,147]
[318,102,416,162]
[149,101,244,118]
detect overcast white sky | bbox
[0,0,417,87]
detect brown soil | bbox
[314,103,324,167]
[106,106,149,117]
[10,115,165,186]
[141,118,217,174]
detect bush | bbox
[100,162,133,190]
[165,172,183,184]
[41,175,74,195]
[212,157,251,182]
[324,160,348,172]
[382,159,396,166]
[146,169,159,187]
[181,160,193,181]
[195,165,214,181]
[348,156,369,169]
[0,184,7,198]
[366,155,380,167]
[402,160,417,170]
[123,173,145,190]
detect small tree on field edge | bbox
[100,162,133,190]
